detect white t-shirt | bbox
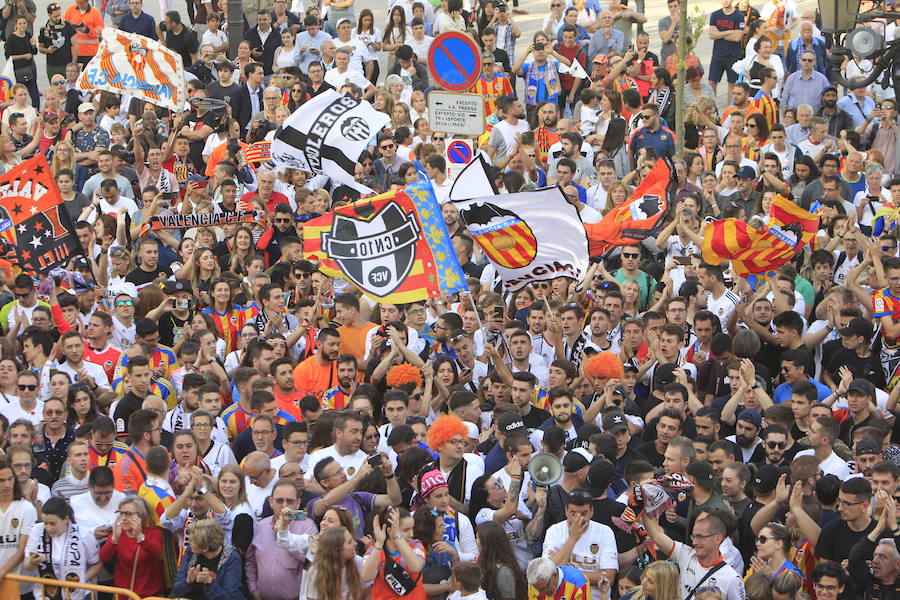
[0,500,36,575]
[24,524,100,600]
[86,196,141,223]
[201,28,228,50]
[324,67,370,91]
[794,448,851,479]
[488,119,531,161]
[543,520,619,600]
[705,289,741,335]
[475,500,532,569]
[69,491,125,532]
[111,316,136,352]
[305,444,368,481]
[671,541,746,600]
[245,476,277,521]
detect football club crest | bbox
[590,543,599,554]
[321,201,420,296]
[458,201,537,269]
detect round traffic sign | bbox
[446,140,473,164]
[427,32,482,92]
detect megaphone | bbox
[528,453,563,487]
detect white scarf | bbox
[35,522,86,599]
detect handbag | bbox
[382,549,420,597]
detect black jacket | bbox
[387,60,430,93]
[245,26,281,75]
[232,83,264,136]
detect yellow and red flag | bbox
[244,141,271,164]
[702,195,819,281]
[303,181,467,303]
[585,157,674,256]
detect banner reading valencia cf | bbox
[449,156,589,292]
[303,180,467,303]
[77,29,186,112]
[0,155,81,274]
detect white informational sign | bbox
[428,92,486,136]
[444,138,475,181]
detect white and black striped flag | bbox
[270,90,390,192]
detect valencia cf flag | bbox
[702,195,819,283]
[0,155,81,274]
[585,157,675,256]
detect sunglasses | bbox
[115,299,134,307]
[17,384,37,391]
[380,143,395,150]
[275,218,292,223]
[622,252,639,259]
[766,441,786,450]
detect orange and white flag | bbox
[77,30,186,112]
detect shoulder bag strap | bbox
[684,560,727,600]
[129,545,141,591]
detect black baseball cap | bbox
[838,317,874,342]
[165,280,193,295]
[602,411,628,434]
[562,448,592,473]
[497,412,527,436]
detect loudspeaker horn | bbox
[528,453,563,487]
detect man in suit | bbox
[233,62,265,137]
[245,10,281,75]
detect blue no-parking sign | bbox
[427,32,482,92]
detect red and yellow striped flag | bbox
[702,195,819,277]
[244,141,271,164]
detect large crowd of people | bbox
[0,0,898,598]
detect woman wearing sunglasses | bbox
[747,522,802,581]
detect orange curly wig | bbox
[427,415,469,451]
[386,363,424,389]
[585,352,624,380]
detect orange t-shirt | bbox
[274,388,305,421]
[204,140,249,177]
[292,356,338,399]
[338,323,376,360]
[112,446,147,495]
[64,5,104,58]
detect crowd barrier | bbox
[1,573,142,600]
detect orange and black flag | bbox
[702,194,819,285]
[585,157,675,257]
[0,154,81,274]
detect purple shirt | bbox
[246,515,318,600]
[307,491,375,539]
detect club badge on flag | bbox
[585,157,674,256]
[77,30,186,112]
[450,156,589,292]
[0,155,81,274]
[303,180,467,303]
[702,194,819,284]
[271,90,390,192]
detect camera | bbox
[285,510,306,521]
[534,42,544,51]
[175,298,192,310]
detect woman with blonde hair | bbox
[373,89,395,117]
[51,138,77,175]
[621,279,641,316]
[170,519,244,598]
[630,560,681,600]
[603,181,630,214]
[391,102,412,130]
[303,526,363,600]
[215,463,255,554]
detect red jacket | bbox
[98,527,165,597]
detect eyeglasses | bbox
[622,252,639,259]
[380,143,395,150]
[17,384,37,391]
[252,429,274,436]
[192,422,212,429]
[115,299,134,307]
[780,366,793,373]
[800,58,815,62]
[813,583,839,592]
[766,441,786,450]
[116,510,137,517]
[45,409,64,415]
[287,438,309,445]
[446,437,466,445]
[271,496,297,504]
[408,307,426,315]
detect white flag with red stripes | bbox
[77,29,187,112]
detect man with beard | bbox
[636,407,683,468]
[552,302,589,368]
[850,438,882,479]
[322,354,358,411]
[760,424,791,466]
[526,301,556,365]
[507,329,549,388]
[548,131,594,183]
[586,307,613,352]
[531,101,561,167]
[848,516,900,600]
[292,328,341,400]
[510,372,551,431]
[816,86,854,137]
[725,409,765,464]
[485,95,530,168]
[795,416,851,479]
[530,388,584,450]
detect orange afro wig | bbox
[427,414,469,451]
[386,363,423,389]
[585,351,624,380]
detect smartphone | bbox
[673,255,692,266]
[175,298,191,310]
[368,454,383,468]
[188,173,208,189]
[492,306,504,318]
[534,42,545,51]
[285,510,307,521]
[162,190,178,201]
